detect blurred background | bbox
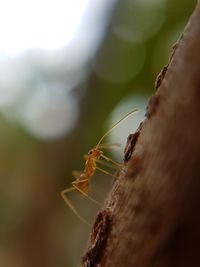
[0,0,196,266]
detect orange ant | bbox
[60,110,138,224]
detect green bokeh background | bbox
[0,1,196,266]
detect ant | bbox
[60,110,138,224]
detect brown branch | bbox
[82,2,200,267]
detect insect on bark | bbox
[60,110,138,224]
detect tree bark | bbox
[82,2,200,267]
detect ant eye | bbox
[88,150,93,155]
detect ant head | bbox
[88,149,94,156]
[88,148,102,158]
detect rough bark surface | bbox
[82,2,200,267]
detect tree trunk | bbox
[82,2,200,267]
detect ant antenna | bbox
[96,109,138,148]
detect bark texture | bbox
[83,2,200,267]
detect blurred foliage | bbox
[0,0,196,266]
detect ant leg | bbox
[100,154,123,167]
[96,166,116,178]
[72,180,101,206]
[96,158,119,169]
[98,143,120,149]
[60,187,89,225]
